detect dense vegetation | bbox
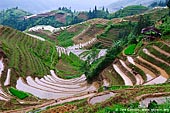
[149,0,167,8]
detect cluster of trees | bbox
[71,6,110,24]
[167,0,170,15]
[88,6,109,19]
[149,0,167,7]
[58,7,72,13]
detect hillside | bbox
[34,15,170,113]
[0,26,57,77]
[0,26,86,82]
[0,7,111,31]
[26,7,169,49]
[107,0,166,12]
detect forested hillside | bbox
[0,7,110,31]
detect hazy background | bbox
[0,0,118,13]
[0,0,165,13]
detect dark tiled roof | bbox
[141,26,161,35]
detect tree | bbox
[148,100,158,111]
[106,8,109,14]
[58,7,61,10]
[88,9,93,19]
[95,6,97,12]
[167,0,170,16]
[102,6,105,11]
[91,48,98,62]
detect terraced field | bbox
[16,70,97,99]
[102,41,170,86]
[0,25,101,112]
[72,23,106,46]
[0,26,59,79]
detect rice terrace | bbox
[0,0,170,113]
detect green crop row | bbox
[0,27,60,78]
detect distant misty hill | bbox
[107,0,166,12]
[1,0,166,14]
[0,0,113,14]
[0,0,58,13]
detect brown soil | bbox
[73,24,105,44]
[78,13,88,20]
[55,14,67,23]
[67,24,87,33]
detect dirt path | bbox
[25,33,45,41]
[152,45,170,57]
[72,25,91,41]
[137,56,169,78]
[3,93,96,113]
[113,64,133,86]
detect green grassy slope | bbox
[0,26,59,78]
[0,26,86,85]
